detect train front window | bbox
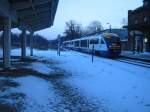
[104,36,120,45]
[101,39,105,44]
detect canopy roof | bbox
[0,0,59,31]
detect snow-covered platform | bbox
[121,51,150,62]
[0,49,150,112]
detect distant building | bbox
[126,0,150,53]
[104,29,128,40]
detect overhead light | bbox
[145,38,148,43]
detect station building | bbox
[126,0,150,53]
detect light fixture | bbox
[145,38,148,43]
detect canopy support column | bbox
[21,29,26,59]
[3,18,11,68]
[30,31,34,56]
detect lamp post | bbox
[57,34,61,56]
[107,23,112,33]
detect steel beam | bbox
[0,0,17,22]
[20,10,51,21]
[11,0,51,10]
[26,17,51,25]
[32,23,51,31]
[30,20,51,28]
[18,7,50,17]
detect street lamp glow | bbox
[144,38,148,43]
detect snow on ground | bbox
[1,48,150,112]
[122,51,150,55]
[11,48,30,57]
[13,76,60,112]
[31,49,150,112]
[121,51,150,60]
[25,62,54,75]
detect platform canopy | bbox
[0,0,59,31]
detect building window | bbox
[134,20,138,24]
[145,38,148,43]
[144,16,147,22]
[144,1,148,6]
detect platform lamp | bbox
[107,23,112,33]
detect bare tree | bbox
[63,20,103,41]
[64,20,83,40]
[87,21,103,34]
[121,18,128,26]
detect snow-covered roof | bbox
[0,0,59,31]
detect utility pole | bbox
[133,31,136,54]
[92,44,95,63]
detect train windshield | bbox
[104,36,121,45]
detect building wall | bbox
[128,10,150,27]
[128,0,150,52]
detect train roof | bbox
[103,33,119,37]
[63,33,119,43]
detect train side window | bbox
[87,40,90,47]
[101,39,105,44]
[81,40,87,47]
[90,39,99,44]
[75,41,79,47]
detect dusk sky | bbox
[14,0,143,40]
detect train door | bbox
[89,38,99,51]
[100,38,108,51]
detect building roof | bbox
[103,29,128,40]
[143,0,150,2]
[0,0,59,31]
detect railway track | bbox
[64,49,150,68]
[116,57,150,68]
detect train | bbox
[62,33,121,57]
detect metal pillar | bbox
[21,29,26,59]
[30,31,34,56]
[148,33,150,52]
[133,31,136,54]
[3,18,11,68]
[128,29,131,51]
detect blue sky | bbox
[14,0,143,40]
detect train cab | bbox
[102,33,121,57]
